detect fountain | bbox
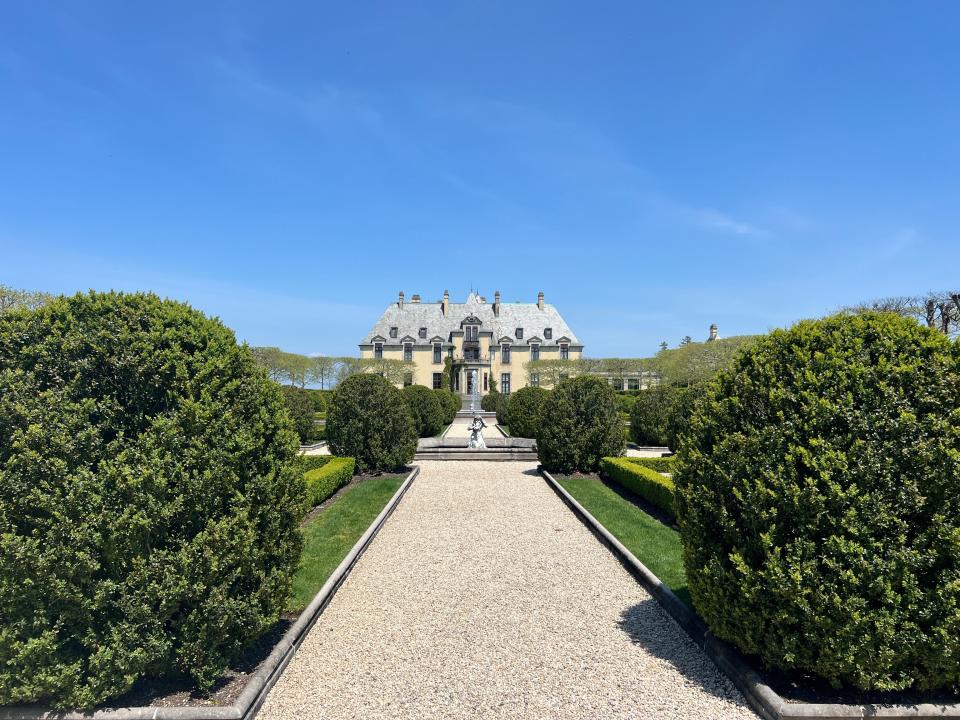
[469,368,480,413]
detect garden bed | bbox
[544,468,960,719]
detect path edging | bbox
[539,467,960,720]
[0,466,421,720]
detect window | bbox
[515,327,523,339]
[403,372,413,387]
[544,328,552,340]
[389,327,398,338]
[433,342,442,364]
[419,327,427,339]
[501,373,511,395]
[403,343,413,361]
[627,378,640,391]
[560,343,569,360]
[530,373,539,387]
[374,342,383,359]
[432,372,443,389]
[501,344,511,364]
[483,372,488,391]
[530,343,539,361]
[465,325,478,341]
[612,378,624,391]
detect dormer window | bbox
[515,327,523,339]
[374,342,383,359]
[544,328,553,340]
[465,325,479,341]
[433,342,442,363]
[389,327,398,338]
[530,343,540,361]
[419,327,427,339]
[403,342,413,361]
[560,343,569,360]
[501,344,511,364]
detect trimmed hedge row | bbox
[624,456,675,473]
[601,457,676,519]
[303,456,355,508]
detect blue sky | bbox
[2,2,958,357]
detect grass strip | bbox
[555,474,691,607]
[287,473,406,611]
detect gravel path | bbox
[258,461,756,719]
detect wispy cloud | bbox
[209,57,382,128]
[698,210,771,238]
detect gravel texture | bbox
[258,460,756,720]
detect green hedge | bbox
[624,456,675,473]
[300,455,333,473]
[303,457,355,507]
[0,292,304,708]
[601,457,675,519]
[537,376,624,472]
[480,389,500,412]
[676,312,960,692]
[434,388,460,424]
[402,384,444,437]
[504,386,549,439]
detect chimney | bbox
[708,323,718,342]
[442,290,449,316]
[411,294,421,304]
[537,291,544,310]
[493,290,501,317]
[398,291,404,309]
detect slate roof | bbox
[360,292,582,348]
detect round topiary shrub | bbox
[0,292,305,709]
[281,385,318,443]
[434,388,460,425]
[629,385,676,447]
[480,388,500,412]
[505,386,549,438]
[537,376,624,472]
[675,312,960,692]
[402,384,445,437]
[327,374,417,472]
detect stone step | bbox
[414,448,539,461]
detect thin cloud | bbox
[699,210,771,238]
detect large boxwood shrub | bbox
[433,388,460,425]
[327,374,416,472]
[505,386,549,439]
[480,388,500,412]
[629,385,674,446]
[402,384,445,437]
[281,385,318,443]
[0,292,305,709]
[537,376,625,472]
[675,312,960,692]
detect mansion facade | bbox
[359,290,583,395]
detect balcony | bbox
[453,353,492,365]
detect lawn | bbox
[288,473,408,611]
[554,474,691,607]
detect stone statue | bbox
[468,414,487,449]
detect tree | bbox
[0,292,304,708]
[307,355,336,389]
[846,291,960,336]
[680,335,693,346]
[0,285,53,313]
